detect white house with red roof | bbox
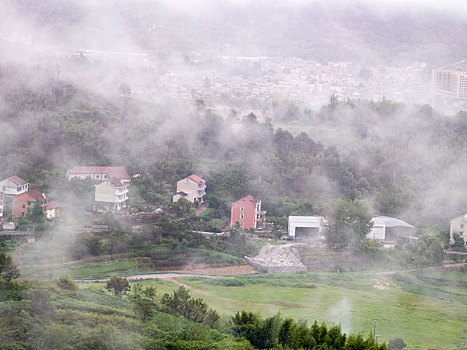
[66,166,131,212]
[94,179,129,211]
[0,176,29,197]
[173,174,206,204]
[66,166,130,183]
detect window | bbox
[461,224,464,229]
[240,207,244,212]
[22,204,25,208]
[21,212,25,217]
[240,214,244,219]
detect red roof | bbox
[66,166,130,180]
[7,176,28,185]
[188,174,204,184]
[47,201,62,209]
[235,195,260,206]
[16,190,47,202]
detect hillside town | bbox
[1,167,465,252]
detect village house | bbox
[450,214,467,246]
[367,216,415,248]
[0,176,29,198]
[46,201,63,220]
[94,179,129,212]
[66,166,130,183]
[173,174,206,204]
[66,166,130,212]
[230,195,266,229]
[12,190,48,221]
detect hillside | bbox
[1,0,467,64]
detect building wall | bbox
[175,178,202,203]
[231,200,256,229]
[431,70,467,98]
[288,216,324,239]
[12,197,47,221]
[46,207,62,220]
[367,225,385,240]
[68,173,110,181]
[95,181,117,204]
[450,215,467,244]
[0,179,28,196]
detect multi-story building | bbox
[0,176,29,197]
[94,179,129,211]
[173,174,206,204]
[431,69,467,99]
[12,190,48,221]
[450,214,467,246]
[230,195,266,229]
[66,166,130,183]
[66,166,130,212]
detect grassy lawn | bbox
[21,257,155,279]
[136,271,467,350]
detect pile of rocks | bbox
[245,243,307,273]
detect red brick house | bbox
[12,190,48,221]
[230,195,266,229]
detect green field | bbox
[128,271,467,350]
[20,258,156,280]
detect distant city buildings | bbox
[431,69,467,99]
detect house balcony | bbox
[3,185,28,196]
[115,195,127,203]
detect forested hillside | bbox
[1,64,466,232]
[3,0,467,64]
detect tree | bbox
[452,233,465,248]
[0,253,20,282]
[131,283,157,321]
[30,202,46,225]
[106,276,130,296]
[324,198,373,249]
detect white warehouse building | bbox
[367,216,415,247]
[288,216,326,241]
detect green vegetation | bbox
[163,271,467,349]
[2,257,389,350]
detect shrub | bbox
[57,277,77,291]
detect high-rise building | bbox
[431,69,467,99]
